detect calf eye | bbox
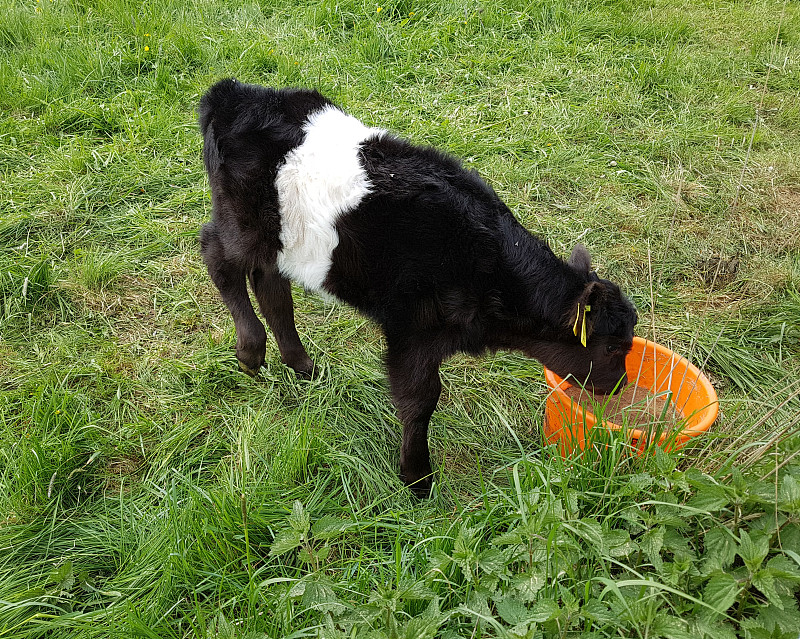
[605,344,621,355]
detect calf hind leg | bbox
[200,224,266,375]
[386,342,443,498]
[249,265,315,378]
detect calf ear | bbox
[568,244,592,273]
[565,281,605,345]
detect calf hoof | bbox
[236,334,266,376]
[283,353,316,380]
[401,470,434,499]
[236,347,265,377]
[238,359,261,377]
[294,364,317,380]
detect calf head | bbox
[539,245,638,394]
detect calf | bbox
[198,79,638,496]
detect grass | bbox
[1,0,800,636]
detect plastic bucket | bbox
[543,337,719,454]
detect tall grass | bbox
[1,0,799,636]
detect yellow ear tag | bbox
[572,303,591,347]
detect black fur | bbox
[199,79,638,497]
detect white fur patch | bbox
[275,106,382,297]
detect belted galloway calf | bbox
[199,79,638,496]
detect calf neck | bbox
[199,79,638,496]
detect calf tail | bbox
[198,78,241,173]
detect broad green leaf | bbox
[427,550,452,574]
[779,475,800,515]
[752,570,783,610]
[312,515,348,540]
[50,560,75,592]
[78,570,95,593]
[651,492,691,528]
[298,546,314,565]
[690,617,737,639]
[478,547,509,577]
[495,596,529,625]
[318,627,349,639]
[368,583,401,612]
[757,598,800,635]
[738,530,769,574]
[671,470,690,493]
[660,561,690,587]
[766,554,800,583]
[452,524,480,583]
[464,586,492,628]
[398,599,447,639]
[316,544,331,562]
[640,526,665,571]
[662,528,697,561]
[749,479,780,505]
[397,578,436,601]
[730,468,748,496]
[618,505,645,530]
[604,528,637,558]
[779,524,800,556]
[420,598,446,621]
[511,570,545,602]
[685,468,710,485]
[269,529,303,557]
[288,581,306,598]
[652,613,692,639]
[581,599,614,624]
[621,473,655,497]
[573,518,603,551]
[528,598,558,623]
[687,486,729,513]
[289,500,311,534]
[703,573,741,614]
[208,612,235,639]
[562,487,579,515]
[493,529,522,546]
[738,617,775,639]
[301,576,347,615]
[703,527,737,573]
[655,447,676,476]
[506,622,537,639]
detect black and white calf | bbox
[199,79,638,496]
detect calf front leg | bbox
[248,265,315,378]
[386,342,443,498]
[201,225,266,375]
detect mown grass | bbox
[1,0,800,636]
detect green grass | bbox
[1,0,800,636]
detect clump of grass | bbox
[73,249,127,291]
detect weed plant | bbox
[1,0,800,636]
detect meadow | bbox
[1,0,800,636]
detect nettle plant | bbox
[262,455,800,638]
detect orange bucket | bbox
[543,337,719,454]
